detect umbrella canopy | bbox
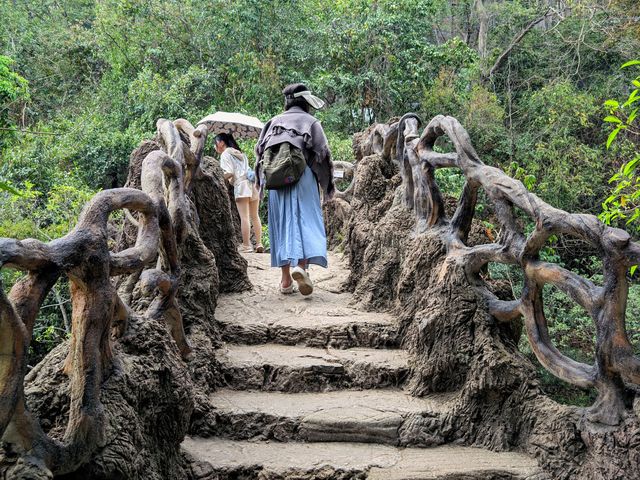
[197,111,265,139]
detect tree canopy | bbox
[1,0,639,390]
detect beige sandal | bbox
[291,266,313,296]
[255,244,265,253]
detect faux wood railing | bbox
[0,118,205,475]
[365,113,639,426]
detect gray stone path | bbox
[183,438,541,480]
[215,252,400,348]
[217,343,409,392]
[183,252,543,479]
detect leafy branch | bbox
[603,60,640,148]
[600,60,640,233]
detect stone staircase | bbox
[182,253,542,479]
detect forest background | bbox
[1,0,639,404]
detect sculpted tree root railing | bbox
[0,118,208,476]
[323,123,400,250]
[375,113,639,426]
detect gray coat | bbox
[255,106,334,199]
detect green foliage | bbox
[505,161,536,191]
[1,0,639,390]
[0,1,101,122]
[0,177,96,241]
[261,224,270,252]
[127,66,219,132]
[515,81,608,213]
[422,73,510,166]
[308,0,459,130]
[539,283,597,364]
[0,55,29,148]
[600,61,640,234]
[435,168,466,198]
[1,0,635,211]
[0,180,22,196]
[325,132,353,164]
[0,55,29,109]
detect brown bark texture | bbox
[0,118,249,478]
[325,114,640,479]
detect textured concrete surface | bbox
[208,389,454,446]
[216,252,401,348]
[184,250,544,480]
[217,343,409,392]
[183,438,541,480]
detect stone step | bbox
[217,306,400,349]
[196,388,454,447]
[183,437,544,480]
[216,251,400,349]
[217,344,409,392]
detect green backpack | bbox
[262,142,307,189]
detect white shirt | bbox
[220,148,255,199]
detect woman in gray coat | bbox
[255,83,334,295]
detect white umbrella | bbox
[197,111,265,139]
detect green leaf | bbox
[524,174,536,190]
[623,157,640,177]
[607,126,622,149]
[604,115,623,124]
[604,100,620,108]
[624,89,640,108]
[0,181,22,196]
[629,108,639,125]
[631,265,638,276]
[626,209,640,225]
[633,80,640,89]
[622,60,640,68]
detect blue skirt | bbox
[268,166,328,268]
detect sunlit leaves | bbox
[507,161,537,191]
[606,126,622,149]
[600,60,640,234]
[622,60,640,69]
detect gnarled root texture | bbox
[0,118,249,478]
[326,114,640,479]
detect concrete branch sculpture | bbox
[389,113,640,426]
[0,118,206,476]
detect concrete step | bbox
[196,388,454,447]
[183,437,544,480]
[216,251,400,349]
[217,305,400,349]
[217,344,409,392]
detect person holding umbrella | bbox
[197,112,265,253]
[255,83,334,295]
[215,132,263,253]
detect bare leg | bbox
[236,197,251,248]
[249,197,262,247]
[281,264,292,288]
